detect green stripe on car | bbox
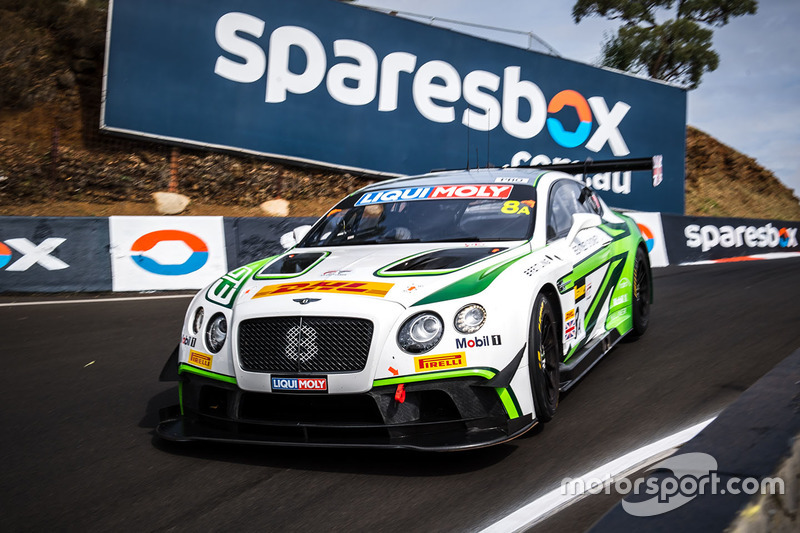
[411,251,531,306]
[178,363,238,384]
[373,367,522,420]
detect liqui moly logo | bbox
[355,185,513,206]
[271,377,328,392]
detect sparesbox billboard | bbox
[102,0,687,213]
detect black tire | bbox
[631,246,652,337]
[529,293,561,423]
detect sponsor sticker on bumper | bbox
[271,376,328,392]
[414,352,466,372]
[188,350,213,370]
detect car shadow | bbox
[139,386,178,429]
[151,436,518,476]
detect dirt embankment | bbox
[685,126,800,220]
[1,1,798,220]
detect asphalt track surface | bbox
[1,258,799,532]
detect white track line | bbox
[479,416,716,533]
[0,294,194,308]
[681,251,800,266]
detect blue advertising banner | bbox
[224,216,318,268]
[661,214,800,263]
[0,217,112,292]
[103,0,687,213]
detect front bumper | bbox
[157,371,534,451]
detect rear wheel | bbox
[529,293,561,422]
[631,246,651,337]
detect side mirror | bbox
[279,225,313,250]
[565,213,602,245]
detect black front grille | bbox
[238,392,384,424]
[238,317,373,373]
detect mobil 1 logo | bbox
[456,335,502,350]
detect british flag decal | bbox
[565,319,577,340]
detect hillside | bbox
[1,1,799,220]
[685,126,800,220]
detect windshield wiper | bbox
[433,236,484,243]
[342,237,422,245]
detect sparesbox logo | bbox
[685,223,798,252]
[0,238,69,271]
[0,242,11,269]
[213,13,630,154]
[637,223,655,253]
[130,230,209,276]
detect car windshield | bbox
[299,183,536,247]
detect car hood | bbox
[228,242,529,310]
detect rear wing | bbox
[429,155,664,187]
[525,155,664,188]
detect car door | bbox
[546,179,613,359]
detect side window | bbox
[547,180,593,241]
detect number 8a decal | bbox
[501,200,535,215]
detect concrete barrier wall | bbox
[1,213,798,293]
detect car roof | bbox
[356,167,572,192]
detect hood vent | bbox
[256,252,328,279]
[384,248,506,273]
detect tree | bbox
[572,0,757,89]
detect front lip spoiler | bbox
[156,413,536,451]
[158,347,535,451]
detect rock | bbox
[260,198,290,217]
[74,73,95,86]
[74,46,94,60]
[57,70,76,89]
[72,59,96,74]
[153,191,190,215]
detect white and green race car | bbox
[158,163,653,450]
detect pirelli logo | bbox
[188,350,213,370]
[414,352,466,372]
[253,280,394,299]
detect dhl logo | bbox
[253,280,394,299]
[414,352,466,372]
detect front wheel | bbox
[529,293,561,423]
[631,246,652,337]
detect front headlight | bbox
[192,307,204,334]
[454,304,486,333]
[205,313,228,353]
[398,312,444,354]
